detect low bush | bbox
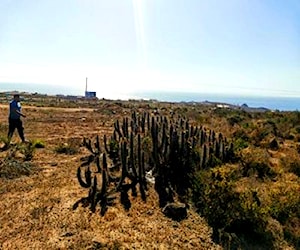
[240,148,277,179]
[0,146,36,179]
[17,143,36,161]
[280,151,300,177]
[267,180,300,248]
[295,125,300,134]
[54,143,78,155]
[31,139,46,148]
[192,165,274,249]
[227,115,244,126]
[233,138,249,151]
[290,162,300,177]
[0,158,35,179]
[283,217,300,249]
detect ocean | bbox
[1,83,299,111]
[131,91,300,111]
[0,82,81,96]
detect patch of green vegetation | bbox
[31,139,46,148]
[54,142,78,155]
[192,165,275,249]
[289,162,300,177]
[0,158,35,179]
[17,143,35,161]
[240,148,277,179]
[233,138,249,151]
[294,125,300,134]
[0,146,36,179]
[227,115,244,126]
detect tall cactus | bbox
[138,134,146,201]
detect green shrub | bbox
[0,158,35,179]
[281,152,300,177]
[0,147,36,179]
[294,125,300,134]
[192,166,241,228]
[0,136,10,150]
[290,162,300,177]
[269,189,300,224]
[54,143,78,155]
[17,143,35,161]
[283,217,300,249]
[233,138,249,151]
[192,166,272,248]
[233,129,249,141]
[31,139,46,148]
[227,115,243,126]
[240,148,276,179]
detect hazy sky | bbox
[0,0,299,98]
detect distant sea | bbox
[1,83,299,111]
[0,82,81,96]
[132,91,300,111]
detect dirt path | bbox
[0,104,95,112]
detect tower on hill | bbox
[85,77,96,98]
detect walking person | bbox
[7,94,26,143]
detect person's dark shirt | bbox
[9,100,21,119]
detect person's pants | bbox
[8,118,25,142]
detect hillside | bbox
[0,95,299,249]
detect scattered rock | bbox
[61,232,74,237]
[269,138,279,150]
[146,170,155,184]
[51,162,58,167]
[162,202,188,221]
[146,209,154,215]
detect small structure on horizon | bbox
[85,77,96,98]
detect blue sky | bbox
[0,0,299,98]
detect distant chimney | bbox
[85,77,88,92]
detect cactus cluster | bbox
[147,114,234,207]
[74,111,234,215]
[73,136,116,215]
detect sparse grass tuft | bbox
[54,143,78,155]
[0,136,10,151]
[0,146,36,179]
[31,139,46,148]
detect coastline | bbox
[1,83,299,111]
